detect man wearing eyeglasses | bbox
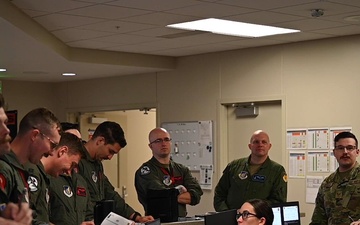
[78,121,154,223]
[134,127,203,217]
[0,107,60,224]
[311,131,360,225]
[0,94,33,225]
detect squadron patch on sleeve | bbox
[140,166,150,175]
[27,176,38,192]
[91,171,98,183]
[283,174,288,182]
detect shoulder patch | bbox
[63,185,73,197]
[0,174,6,190]
[140,166,150,175]
[283,174,288,183]
[27,176,38,192]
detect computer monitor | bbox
[271,201,301,225]
[204,209,237,225]
[146,188,179,223]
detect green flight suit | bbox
[0,150,29,205]
[214,155,287,211]
[134,157,203,217]
[78,149,135,219]
[49,172,93,225]
[25,162,51,225]
[310,162,360,225]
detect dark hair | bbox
[18,108,60,136]
[247,199,274,225]
[60,122,79,131]
[334,131,358,148]
[91,121,127,148]
[57,132,85,158]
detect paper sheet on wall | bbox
[287,129,307,149]
[306,176,324,203]
[307,128,329,149]
[288,151,306,178]
[307,151,329,172]
[199,164,213,190]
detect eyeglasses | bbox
[33,127,59,149]
[334,145,357,151]
[150,138,172,145]
[236,210,258,220]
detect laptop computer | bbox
[204,209,237,225]
[272,201,301,225]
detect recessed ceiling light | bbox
[62,72,76,76]
[167,18,300,38]
[0,69,6,72]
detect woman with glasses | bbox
[236,199,273,225]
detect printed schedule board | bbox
[162,121,213,171]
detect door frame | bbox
[217,95,286,179]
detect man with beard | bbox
[0,93,33,224]
[135,127,203,217]
[214,130,287,211]
[311,131,360,225]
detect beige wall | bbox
[3,34,360,224]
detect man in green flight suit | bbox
[135,127,203,217]
[49,122,94,225]
[78,121,154,223]
[25,132,84,225]
[214,130,287,211]
[0,93,33,224]
[0,107,61,225]
[310,131,360,225]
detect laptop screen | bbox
[272,206,282,225]
[271,201,301,225]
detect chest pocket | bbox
[347,180,360,209]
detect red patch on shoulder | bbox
[0,174,7,190]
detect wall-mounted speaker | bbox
[235,106,259,117]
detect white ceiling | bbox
[1,0,360,82]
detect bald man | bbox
[135,128,203,218]
[214,130,287,211]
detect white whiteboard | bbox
[162,121,213,171]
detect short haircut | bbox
[91,121,127,148]
[57,132,85,158]
[334,131,358,148]
[247,199,274,225]
[60,122,79,131]
[18,108,60,136]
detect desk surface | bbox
[162,219,204,225]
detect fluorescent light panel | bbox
[62,72,76,76]
[167,18,300,38]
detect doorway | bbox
[67,109,156,214]
[226,101,283,164]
